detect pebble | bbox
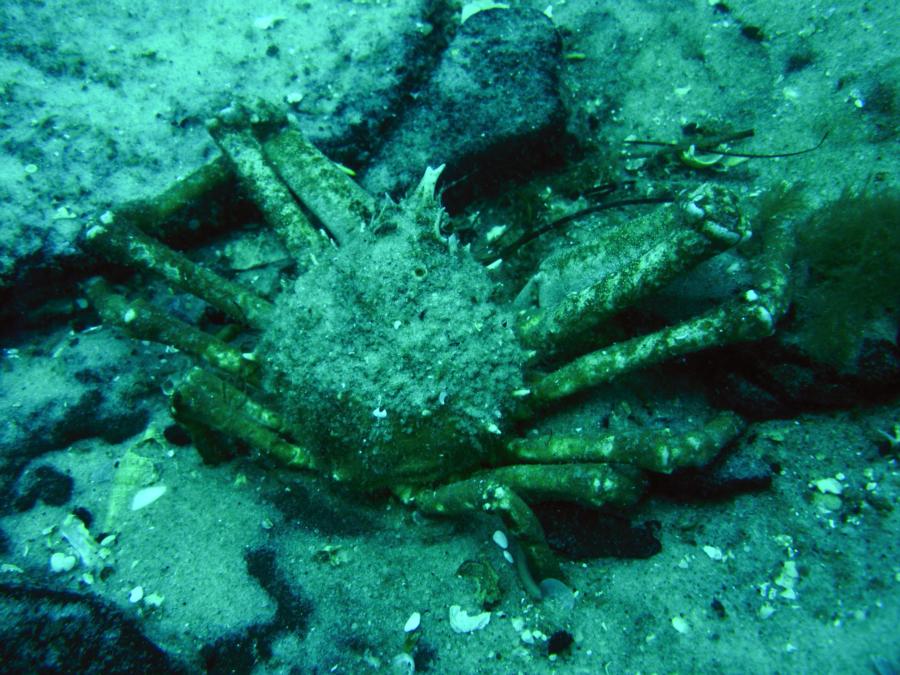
[128,586,144,603]
[671,616,690,634]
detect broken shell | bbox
[812,477,843,495]
[448,605,491,633]
[128,586,144,603]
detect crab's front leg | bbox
[84,278,260,381]
[524,186,796,405]
[518,184,749,363]
[415,462,645,596]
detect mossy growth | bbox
[795,186,900,367]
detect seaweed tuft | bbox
[795,186,900,367]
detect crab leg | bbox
[530,209,796,405]
[207,112,325,261]
[112,156,232,237]
[172,367,316,470]
[262,129,375,245]
[82,218,274,328]
[518,184,748,361]
[417,463,645,594]
[504,411,745,473]
[85,279,260,381]
[416,478,562,595]
[532,293,772,404]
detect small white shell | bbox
[492,530,508,550]
[403,611,421,633]
[702,545,724,561]
[131,485,167,511]
[671,616,690,634]
[448,605,491,633]
[49,552,76,573]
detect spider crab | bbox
[81,102,793,595]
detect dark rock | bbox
[163,424,193,447]
[547,629,574,656]
[12,465,73,511]
[0,582,185,674]
[699,335,900,420]
[533,501,661,560]
[73,506,94,529]
[363,7,566,209]
[711,597,727,619]
[413,641,438,672]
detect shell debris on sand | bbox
[131,485,167,511]
[448,605,491,633]
[404,611,421,633]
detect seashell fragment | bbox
[448,605,490,633]
[131,485,167,511]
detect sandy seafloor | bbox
[0,0,898,673]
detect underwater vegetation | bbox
[795,186,900,368]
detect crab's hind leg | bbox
[261,128,375,245]
[209,103,376,251]
[207,110,325,261]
